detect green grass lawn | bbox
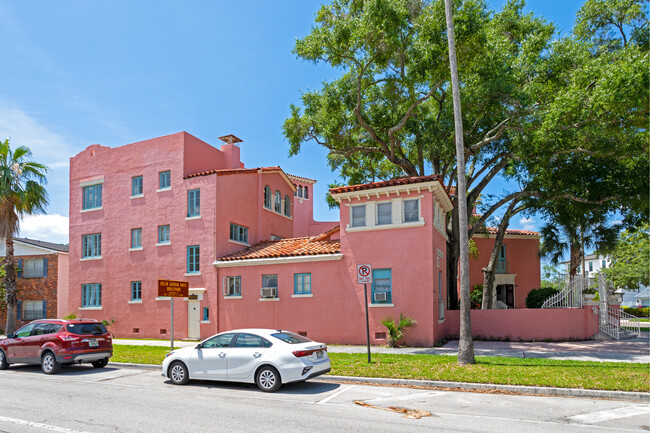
[112,345,649,392]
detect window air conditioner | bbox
[373,292,388,302]
[261,287,277,298]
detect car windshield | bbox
[66,323,108,335]
[271,331,312,344]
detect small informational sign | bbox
[158,280,189,298]
[357,264,372,284]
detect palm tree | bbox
[381,313,416,348]
[0,139,48,334]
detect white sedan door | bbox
[190,333,235,380]
[227,333,271,380]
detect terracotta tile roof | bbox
[218,228,341,262]
[185,166,283,179]
[329,175,443,195]
[477,227,540,236]
[287,173,317,184]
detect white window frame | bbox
[351,204,366,227]
[223,276,241,297]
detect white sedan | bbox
[161,329,331,392]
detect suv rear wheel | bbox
[0,350,8,370]
[41,352,61,374]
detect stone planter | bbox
[583,294,596,302]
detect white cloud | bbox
[17,214,69,245]
[519,216,537,231]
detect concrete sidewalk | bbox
[113,335,650,363]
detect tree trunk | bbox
[482,199,520,309]
[447,204,460,310]
[445,0,474,365]
[4,236,17,334]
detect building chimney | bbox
[218,134,243,169]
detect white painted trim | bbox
[80,256,102,261]
[259,298,280,302]
[228,239,250,248]
[80,177,104,187]
[190,288,207,292]
[200,320,210,324]
[472,233,541,240]
[292,294,314,298]
[346,220,425,232]
[79,307,103,311]
[80,207,103,213]
[128,300,143,304]
[155,297,171,301]
[185,272,201,277]
[155,242,171,247]
[214,253,343,268]
[369,303,394,308]
[130,194,144,199]
[224,295,243,300]
[156,187,172,193]
[185,215,201,221]
[128,247,143,252]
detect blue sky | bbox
[0,0,584,245]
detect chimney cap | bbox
[218,134,243,145]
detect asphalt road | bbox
[0,364,648,433]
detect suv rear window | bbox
[271,332,312,344]
[66,323,108,335]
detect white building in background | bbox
[562,253,611,279]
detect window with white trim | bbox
[224,276,241,297]
[376,202,392,225]
[284,195,291,217]
[371,269,392,304]
[82,184,102,210]
[403,199,419,222]
[294,273,311,295]
[187,189,200,217]
[261,274,278,299]
[131,228,142,249]
[351,204,366,227]
[264,185,271,209]
[274,191,281,212]
[230,223,248,244]
[158,225,170,244]
[131,176,143,197]
[159,171,171,189]
[82,233,101,258]
[131,281,142,301]
[82,283,102,307]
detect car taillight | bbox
[292,347,326,357]
[58,334,80,342]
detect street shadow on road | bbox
[4,364,122,376]
[162,378,341,395]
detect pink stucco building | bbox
[68,132,594,345]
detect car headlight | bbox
[165,351,175,358]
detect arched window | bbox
[303,186,309,199]
[297,185,303,198]
[284,195,291,217]
[274,191,281,212]
[264,185,271,209]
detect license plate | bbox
[88,339,98,347]
[315,350,323,359]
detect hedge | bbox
[525,287,560,309]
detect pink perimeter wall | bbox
[446,306,599,341]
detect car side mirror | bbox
[6,333,15,339]
[195,343,202,350]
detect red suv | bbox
[0,319,113,374]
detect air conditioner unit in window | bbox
[261,287,277,298]
[373,292,388,302]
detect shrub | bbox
[381,313,416,348]
[622,307,649,318]
[470,284,483,309]
[526,287,560,309]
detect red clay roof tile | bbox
[218,231,341,262]
[329,175,443,195]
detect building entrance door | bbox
[188,300,200,340]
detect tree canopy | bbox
[604,223,650,291]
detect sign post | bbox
[357,264,372,363]
[158,280,189,350]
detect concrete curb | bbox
[109,362,649,402]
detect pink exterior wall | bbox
[446,306,600,341]
[56,253,69,318]
[469,235,541,308]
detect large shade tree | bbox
[285,0,648,310]
[0,139,48,334]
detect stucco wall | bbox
[445,306,600,341]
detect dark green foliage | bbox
[622,307,649,318]
[526,287,560,309]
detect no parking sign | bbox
[357,264,372,284]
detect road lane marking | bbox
[0,415,93,433]
[566,405,650,424]
[316,385,356,404]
